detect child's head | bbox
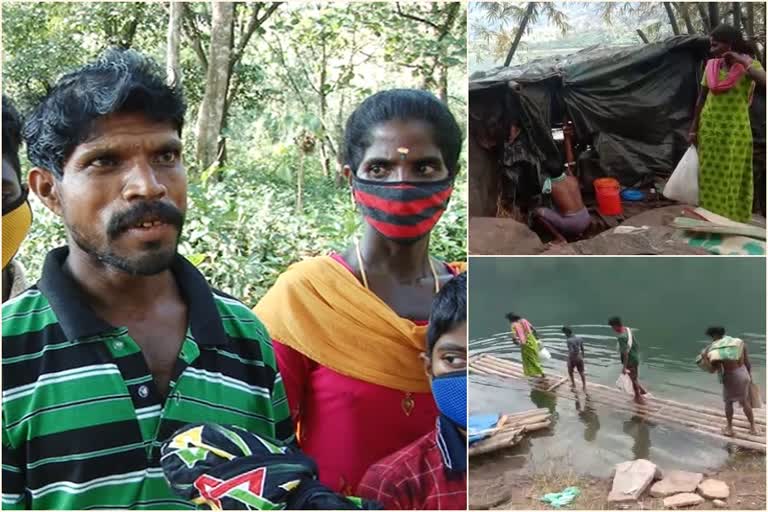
[425,272,467,378]
[562,326,572,337]
[608,316,623,333]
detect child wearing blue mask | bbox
[357,273,467,510]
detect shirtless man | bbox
[702,326,758,436]
[532,172,590,243]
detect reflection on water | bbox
[469,258,766,477]
[622,415,652,461]
[574,393,600,443]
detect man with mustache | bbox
[2,49,293,510]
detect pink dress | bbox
[272,254,454,493]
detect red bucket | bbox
[593,178,623,216]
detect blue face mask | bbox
[431,370,467,428]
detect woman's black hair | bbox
[24,48,186,178]
[2,95,23,180]
[426,272,466,354]
[505,312,521,323]
[705,326,726,338]
[608,316,622,327]
[710,24,757,57]
[342,89,463,176]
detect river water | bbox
[469,257,766,478]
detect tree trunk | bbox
[166,1,183,86]
[318,37,330,178]
[636,29,650,44]
[676,3,695,34]
[664,2,681,35]
[708,3,720,28]
[504,2,535,67]
[296,153,305,214]
[439,62,448,102]
[733,2,742,31]
[196,1,234,170]
[697,3,711,31]
[746,2,755,37]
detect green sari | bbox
[512,321,544,377]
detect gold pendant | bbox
[401,392,414,416]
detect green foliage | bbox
[5,1,468,307]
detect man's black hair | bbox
[562,326,572,336]
[2,95,23,180]
[705,326,726,338]
[608,316,622,327]
[426,272,466,355]
[24,48,186,178]
[343,89,463,177]
[711,24,757,56]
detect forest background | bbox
[2,1,467,306]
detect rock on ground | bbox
[650,470,704,497]
[698,479,730,500]
[713,499,728,508]
[469,217,544,255]
[608,459,662,503]
[663,492,705,508]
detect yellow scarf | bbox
[254,256,465,393]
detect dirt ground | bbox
[469,450,765,510]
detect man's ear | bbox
[28,167,63,217]
[420,352,431,380]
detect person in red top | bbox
[357,272,467,510]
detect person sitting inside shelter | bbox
[357,273,467,510]
[531,167,590,243]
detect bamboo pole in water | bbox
[474,356,765,436]
[471,356,766,452]
[474,354,766,425]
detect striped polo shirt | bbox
[2,247,294,510]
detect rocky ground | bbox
[469,451,765,510]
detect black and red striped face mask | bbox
[352,176,454,244]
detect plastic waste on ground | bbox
[539,486,581,508]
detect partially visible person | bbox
[701,326,758,436]
[608,316,647,404]
[689,24,766,222]
[506,312,545,378]
[531,168,590,243]
[2,49,292,510]
[563,326,586,390]
[255,89,465,494]
[2,95,31,302]
[358,272,467,510]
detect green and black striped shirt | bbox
[2,247,294,509]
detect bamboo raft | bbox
[469,408,552,457]
[470,354,767,453]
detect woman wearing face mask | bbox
[2,95,32,303]
[255,89,465,494]
[689,25,766,223]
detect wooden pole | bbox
[471,357,766,451]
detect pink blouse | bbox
[272,253,456,493]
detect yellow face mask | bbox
[2,189,32,269]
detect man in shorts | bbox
[563,326,586,390]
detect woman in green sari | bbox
[506,313,545,377]
[689,25,766,222]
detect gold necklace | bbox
[353,238,440,416]
[353,238,440,293]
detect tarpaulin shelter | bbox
[469,35,716,216]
